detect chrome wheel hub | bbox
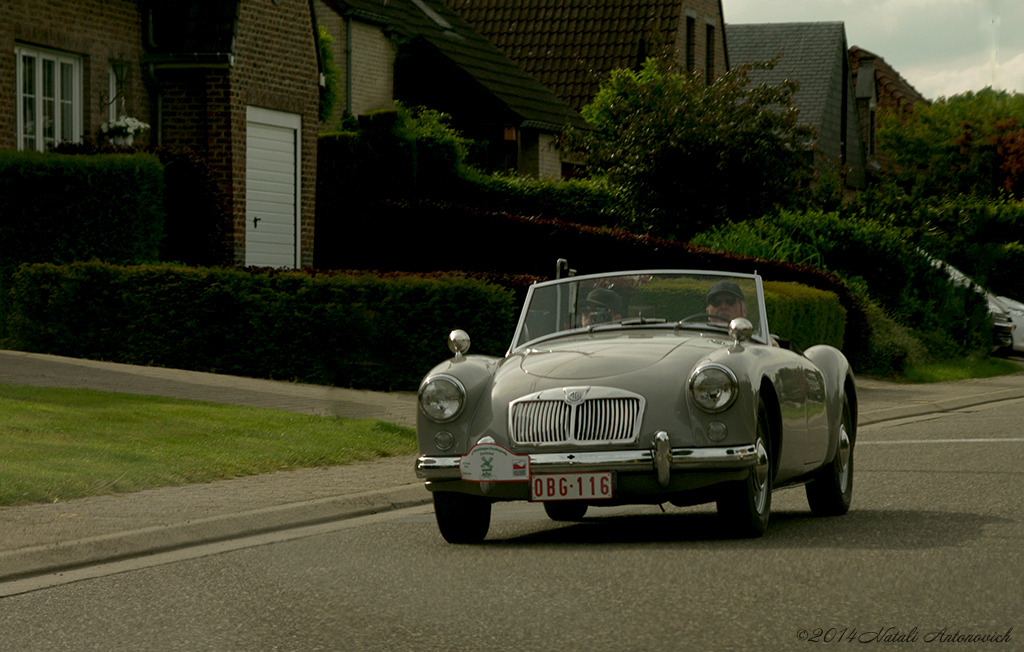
[753,438,769,514]
[837,425,851,492]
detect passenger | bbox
[582,288,623,326]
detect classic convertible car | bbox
[415,270,857,543]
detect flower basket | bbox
[101,116,150,146]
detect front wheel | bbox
[806,395,854,516]
[716,400,772,538]
[433,491,491,544]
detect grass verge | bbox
[0,384,416,507]
[900,356,1022,383]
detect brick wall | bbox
[349,21,393,116]
[229,0,320,267]
[0,0,150,149]
[313,0,395,124]
[676,1,729,82]
[157,0,320,267]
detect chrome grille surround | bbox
[509,387,645,446]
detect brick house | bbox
[314,0,584,178]
[2,0,321,268]
[441,0,731,113]
[849,46,929,173]
[728,22,868,190]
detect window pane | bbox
[43,59,55,147]
[21,55,37,150]
[61,62,75,142]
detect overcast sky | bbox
[724,0,1024,101]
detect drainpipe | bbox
[345,16,353,115]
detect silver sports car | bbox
[415,270,857,542]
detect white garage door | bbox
[246,106,301,268]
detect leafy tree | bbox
[877,87,1024,200]
[565,57,813,240]
[318,25,342,125]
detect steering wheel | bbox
[680,312,724,324]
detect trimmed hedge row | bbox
[0,151,167,340]
[6,262,517,391]
[763,281,846,351]
[5,261,847,391]
[318,199,871,366]
[0,151,165,269]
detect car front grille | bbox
[509,388,644,446]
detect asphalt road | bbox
[0,397,1020,651]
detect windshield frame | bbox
[509,269,769,353]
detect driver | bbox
[582,288,623,326]
[706,281,747,323]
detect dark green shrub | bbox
[0,151,166,340]
[6,262,516,391]
[454,171,628,227]
[0,151,165,268]
[693,210,991,365]
[51,142,230,266]
[763,282,846,351]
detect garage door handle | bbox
[253,216,261,228]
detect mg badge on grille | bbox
[564,387,589,405]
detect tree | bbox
[877,87,1024,200]
[565,57,813,240]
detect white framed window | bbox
[15,44,83,151]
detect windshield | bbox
[512,271,766,350]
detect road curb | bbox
[0,484,431,583]
[858,387,1024,426]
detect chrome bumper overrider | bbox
[416,435,760,488]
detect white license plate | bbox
[531,472,613,501]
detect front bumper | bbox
[416,437,760,485]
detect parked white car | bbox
[995,295,1024,354]
[929,256,1021,353]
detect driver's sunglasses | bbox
[709,294,738,307]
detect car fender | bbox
[417,354,501,456]
[803,344,856,466]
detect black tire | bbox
[433,491,491,544]
[716,399,772,538]
[806,395,854,516]
[543,501,589,521]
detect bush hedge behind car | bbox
[0,151,166,338]
[6,262,519,391]
[6,262,847,390]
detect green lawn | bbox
[0,384,416,507]
[900,356,1022,383]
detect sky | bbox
[724,0,1024,101]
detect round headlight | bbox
[689,364,739,413]
[419,375,466,423]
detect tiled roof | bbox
[442,0,690,112]
[849,46,929,110]
[331,0,584,129]
[726,22,848,130]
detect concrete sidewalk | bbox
[2,349,1023,583]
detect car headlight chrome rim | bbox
[689,364,739,413]
[419,374,467,423]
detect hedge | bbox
[5,262,517,391]
[315,199,871,366]
[0,151,165,269]
[763,281,846,351]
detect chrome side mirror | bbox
[448,329,471,357]
[729,318,753,345]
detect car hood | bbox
[516,331,728,381]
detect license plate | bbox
[531,472,613,501]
